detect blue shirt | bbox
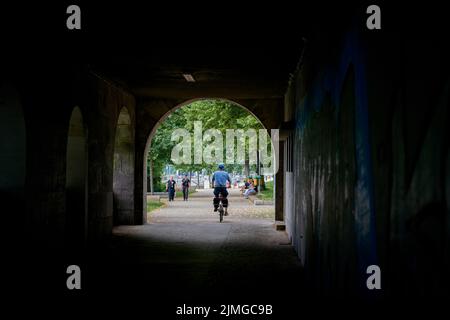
[212,170,231,187]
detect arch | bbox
[0,85,27,223]
[113,106,135,225]
[146,98,267,148]
[142,98,272,222]
[65,106,88,248]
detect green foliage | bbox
[147,200,164,213]
[148,99,267,182]
[152,180,166,192]
[257,180,273,200]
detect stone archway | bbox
[140,98,276,223]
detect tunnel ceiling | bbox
[82,2,317,101]
[4,2,354,101]
[82,2,358,101]
[90,46,304,100]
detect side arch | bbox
[113,106,135,225]
[66,106,88,248]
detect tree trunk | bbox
[244,159,249,177]
[260,175,266,191]
[149,158,154,194]
[256,152,260,193]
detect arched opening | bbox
[0,85,26,224]
[107,98,286,300]
[143,98,276,223]
[113,106,135,225]
[65,106,88,248]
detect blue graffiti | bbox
[295,28,378,291]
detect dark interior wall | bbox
[367,31,450,296]
[19,81,72,249]
[1,65,90,250]
[85,74,136,242]
[0,85,26,191]
[286,20,450,296]
[0,85,27,233]
[3,68,136,248]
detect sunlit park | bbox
[118,99,299,304]
[145,99,275,217]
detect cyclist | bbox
[212,163,231,215]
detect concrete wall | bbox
[0,85,27,234]
[0,85,26,191]
[113,107,135,225]
[2,76,281,247]
[283,134,296,257]
[3,68,136,248]
[285,24,450,296]
[85,74,136,242]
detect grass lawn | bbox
[257,180,274,200]
[147,200,164,213]
[175,188,196,198]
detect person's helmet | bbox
[218,163,225,170]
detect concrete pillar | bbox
[275,141,285,222]
[113,107,135,225]
[134,146,146,225]
[134,97,183,225]
[20,91,69,249]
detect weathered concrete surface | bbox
[86,75,136,242]
[113,107,135,225]
[284,23,450,297]
[275,140,284,221]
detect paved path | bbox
[150,188,276,221]
[89,189,303,308]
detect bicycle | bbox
[216,193,228,223]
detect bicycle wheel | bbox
[219,204,224,222]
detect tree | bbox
[148,100,269,187]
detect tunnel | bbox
[1,2,449,317]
